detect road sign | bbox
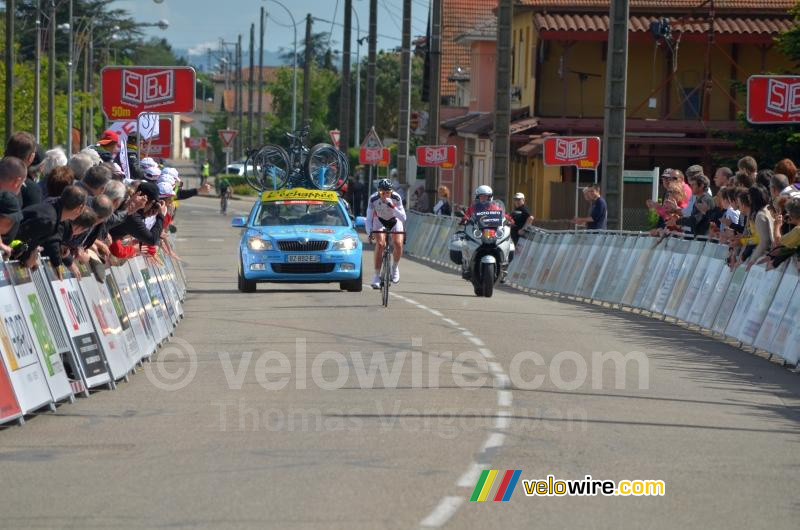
[101,66,196,120]
[184,137,208,150]
[747,75,800,124]
[140,118,173,158]
[416,145,457,169]
[359,127,385,165]
[543,136,601,169]
[329,129,341,149]
[218,129,238,148]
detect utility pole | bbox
[340,0,352,152]
[492,0,513,203]
[67,0,73,154]
[48,0,55,147]
[302,14,312,127]
[236,34,243,159]
[601,0,629,230]
[397,0,412,185]
[34,1,41,143]
[248,22,255,151]
[87,21,93,144]
[5,0,15,143]
[257,6,265,146]
[425,0,442,199]
[365,0,377,132]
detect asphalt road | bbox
[0,195,798,529]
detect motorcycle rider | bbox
[460,184,512,283]
[366,178,407,288]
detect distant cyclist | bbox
[366,178,407,288]
[219,177,232,215]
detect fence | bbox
[404,212,800,368]
[0,241,186,426]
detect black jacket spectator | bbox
[17,197,66,266]
[109,211,164,246]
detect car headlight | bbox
[332,236,358,251]
[247,236,272,251]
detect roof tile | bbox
[517,0,795,10]
[534,12,796,34]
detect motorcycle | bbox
[448,207,514,297]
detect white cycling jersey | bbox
[366,191,407,234]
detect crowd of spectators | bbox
[647,155,800,272]
[0,129,210,282]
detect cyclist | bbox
[366,178,407,288]
[219,177,232,215]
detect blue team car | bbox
[233,188,364,293]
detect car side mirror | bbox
[355,216,366,228]
[231,217,247,227]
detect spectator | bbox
[0,156,27,196]
[738,155,758,181]
[737,185,774,270]
[647,170,688,225]
[679,173,714,236]
[80,164,112,196]
[411,183,429,212]
[68,152,94,180]
[774,158,798,184]
[763,197,800,269]
[4,132,42,208]
[36,147,68,196]
[433,186,452,216]
[713,167,733,190]
[734,170,756,188]
[756,169,773,190]
[17,185,87,270]
[573,184,607,230]
[718,187,741,231]
[92,130,120,164]
[45,166,75,198]
[108,181,165,246]
[770,173,800,200]
[509,192,534,244]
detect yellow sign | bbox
[261,188,339,202]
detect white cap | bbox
[158,180,176,198]
[513,192,525,200]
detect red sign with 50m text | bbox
[543,136,601,169]
[101,66,196,120]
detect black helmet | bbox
[377,178,393,191]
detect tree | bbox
[131,38,188,67]
[280,31,338,72]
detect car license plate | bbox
[287,254,320,263]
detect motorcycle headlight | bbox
[332,236,358,251]
[473,228,482,239]
[248,236,272,251]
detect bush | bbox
[232,184,256,196]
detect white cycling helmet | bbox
[475,185,493,200]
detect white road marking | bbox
[494,374,511,389]
[481,432,505,452]
[442,318,459,326]
[427,309,443,317]
[479,347,495,360]
[207,238,225,242]
[494,411,511,430]
[457,462,485,488]
[420,497,465,528]
[488,362,503,375]
[467,336,485,347]
[498,390,513,408]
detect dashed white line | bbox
[481,432,506,452]
[498,390,513,408]
[494,411,512,430]
[420,497,465,528]
[427,309,443,317]
[207,238,225,242]
[457,462,485,488]
[479,347,495,360]
[442,318,459,326]
[494,374,511,389]
[467,336,485,347]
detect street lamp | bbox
[262,0,298,131]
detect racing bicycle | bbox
[244,125,348,192]
[374,231,404,307]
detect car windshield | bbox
[254,200,348,226]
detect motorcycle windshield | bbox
[474,209,504,229]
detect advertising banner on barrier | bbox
[46,267,111,389]
[113,266,156,360]
[77,264,132,380]
[104,270,141,368]
[764,268,800,363]
[129,257,170,343]
[142,261,174,332]
[149,258,179,326]
[0,264,52,413]
[754,265,798,354]
[8,263,73,403]
[0,358,21,424]
[156,256,183,321]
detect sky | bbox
[115,0,432,62]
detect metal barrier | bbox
[403,212,800,368]
[0,241,187,426]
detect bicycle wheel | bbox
[381,249,392,307]
[306,143,349,191]
[246,145,290,191]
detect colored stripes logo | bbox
[470,470,522,502]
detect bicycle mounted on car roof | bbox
[244,125,349,192]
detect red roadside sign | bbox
[359,127,387,165]
[329,129,341,149]
[747,75,800,124]
[101,66,196,120]
[543,136,601,169]
[140,118,173,158]
[184,137,208,150]
[218,129,238,147]
[416,145,457,169]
